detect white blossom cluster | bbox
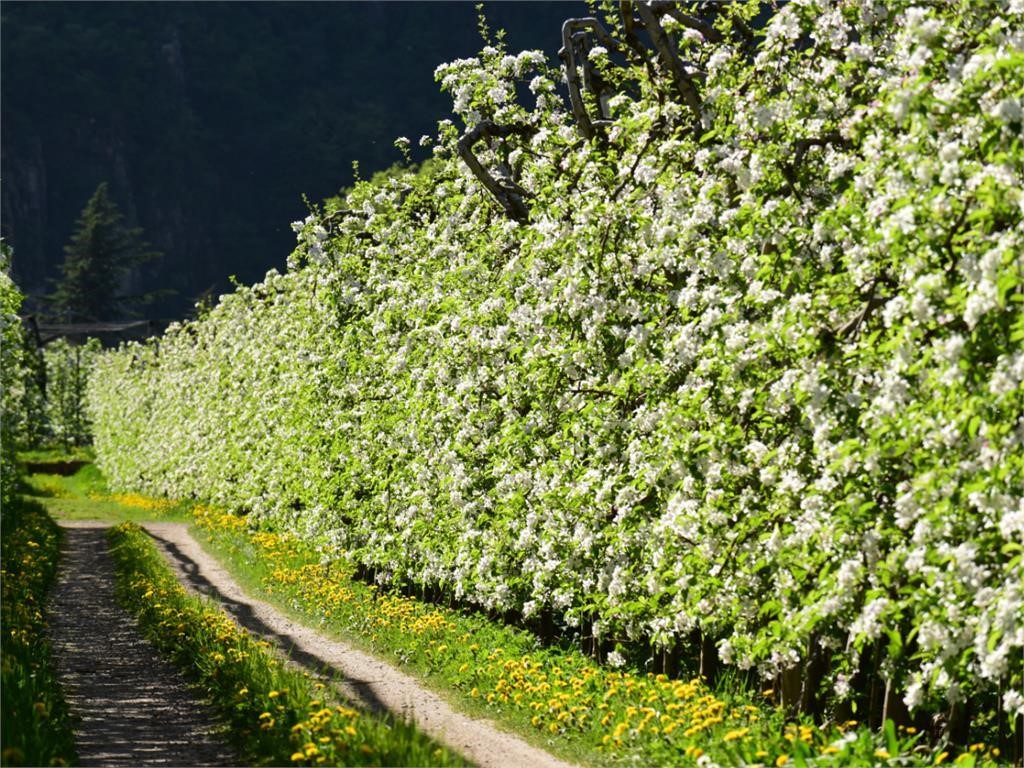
[1,258,33,504]
[41,338,102,447]
[88,0,1023,722]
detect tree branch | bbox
[719,4,757,50]
[560,18,624,140]
[634,1,703,126]
[457,121,538,222]
[618,2,660,77]
[832,274,896,342]
[781,132,851,196]
[649,1,723,43]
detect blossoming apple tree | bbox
[89,0,1023,747]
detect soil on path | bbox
[143,522,581,768]
[48,521,237,767]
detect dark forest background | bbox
[2,2,583,320]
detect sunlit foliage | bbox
[89,0,1023,751]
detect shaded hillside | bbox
[1,2,582,319]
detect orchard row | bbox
[87,0,1022,745]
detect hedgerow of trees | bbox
[88,0,1023,754]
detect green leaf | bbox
[884,719,898,756]
[886,628,903,658]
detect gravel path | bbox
[143,521,580,768]
[48,521,236,767]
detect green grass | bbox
[19,451,192,523]
[0,496,78,767]
[16,446,95,465]
[190,509,963,768]
[20,458,1009,767]
[192,514,606,767]
[108,522,469,767]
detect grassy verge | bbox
[107,522,469,767]
[19,452,192,523]
[19,455,1008,767]
[16,446,95,465]
[192,508,997,768]
[0,497,77,767]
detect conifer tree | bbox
[48,182,162,321]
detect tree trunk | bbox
[781,664,802,716]
[699,631,718,684]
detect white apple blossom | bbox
[87,0,1023,739]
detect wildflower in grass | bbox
[183,495,1010,766]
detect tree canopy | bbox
[89,0,1023,755]
[48,182,162,322]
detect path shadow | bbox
[25,459,89,476]
[145,531,392,717]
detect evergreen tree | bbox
[48,182,162,321]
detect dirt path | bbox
[49,521,236,767]
[143,522,581,768]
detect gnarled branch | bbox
[781,132,851,196]
[457,121,538,222]
[649,1,723,43]
[560,17,622,140]
[634,1,703,125]
[831,274,897,343]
